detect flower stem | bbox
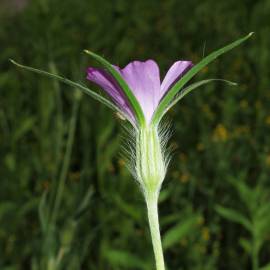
[146,192,165,270]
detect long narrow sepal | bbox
[10,59,134,124]
[152,32,254,124]
[84,50,146,127]
[161,79,237,117]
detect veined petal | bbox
[161,61,193,94]
[117,60,161,124]
[87,60,192,125]
[86,67,134,121]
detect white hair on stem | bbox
[119,119,173,197]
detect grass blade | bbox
[215,205,253,232]
[162,215,199,250]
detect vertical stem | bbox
[50,94,80,224]
[252,237,259,270]
[146,192,165,270]
[43,93,81,270]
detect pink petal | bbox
[161,61,193,94]
[86,67,134,121]
[117,60,161,124]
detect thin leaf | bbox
[260,263,270,270]
[0,202,16,220]
[10,59,133,124]
[84,50,146,126]
[161,213,182,227]
[104,249,148,269]
[162,79,237,117]
[239,237,252,254]
[38,191,48,233]
[257,203,270,220]
[13,117,36,142]
[162,215,199,250]
[152,32,254,124]
[215,205,252,232]
[232,179,258,212]
[73,187,94,221]
[112,194,143,222]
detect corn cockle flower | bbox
[86,60,194,270]
[86,60,192,209]
[11,32,253,270]
[86,60,193,125]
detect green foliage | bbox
[215,205,252,231]
[104,249,150,269]
[216,176,270,270]
[162,213,200,250]
[1,0,270,269]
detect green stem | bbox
[252,238,259,270]
[146,192,165,270]
[50,94,80,225]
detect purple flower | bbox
[87,60,192,124]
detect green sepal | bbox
[10,59,134,124]
[152,32,254,124]
[84,50,146,126]
[161,79,237,118]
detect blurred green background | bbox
[1,0,270,269]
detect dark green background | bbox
[1,0,270,269]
